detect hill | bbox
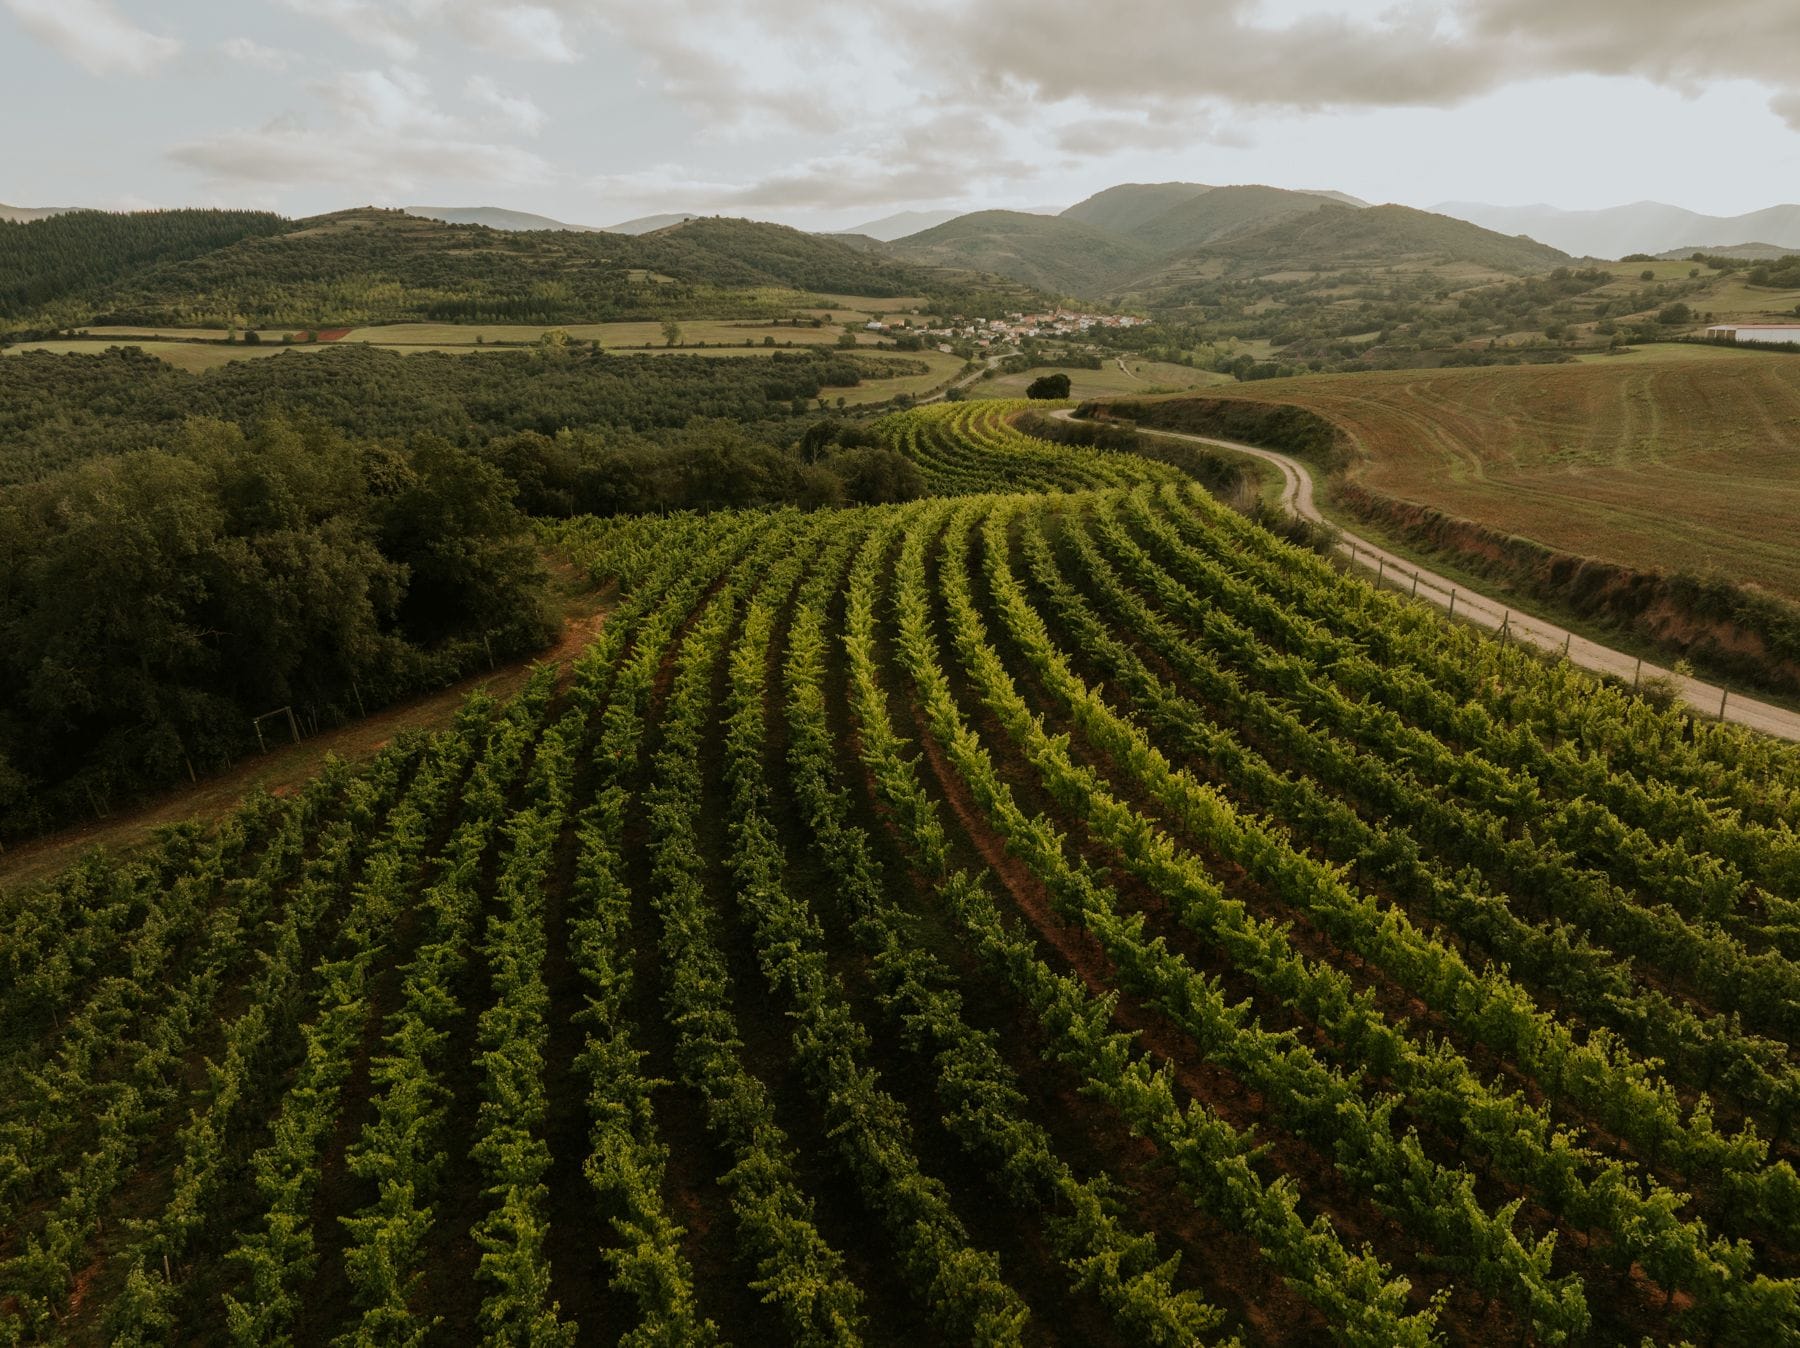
[0,207,290,321]
[1655,242,1798,261]
[1122,184,1353,254]
[1059,182,1213,234]
[603,211,699,234]
[841,208,962,241]
[8,207,1042,328]
[0,203,79,223]
[1436,199,1800,259]
[1195,202,1568,274]
[5,398,1794,1346]
[888,208,1158,297]
[404,205,599,231]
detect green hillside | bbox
[1199,202,1569,274]
[0,208,289,320]
[889,209,1157,298]
[1124,184,1343,254]
[1058,181,1213,235]
[4,208,1042,329]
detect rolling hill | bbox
[603,211,700,234]
[840,208,963,241]
[888,191,1567,304]
[404,205,599,231]
[2,207,1044,328]
[0,203,80,223]
[888,209,1160,297]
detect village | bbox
[865,308,1147,349]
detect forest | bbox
[0,343,924,483]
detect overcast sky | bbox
[4,0,1798,229]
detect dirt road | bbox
[1055,409,1800,742]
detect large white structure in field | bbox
[1705,323,1800,345]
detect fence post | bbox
[1376,556,1385,586]
[1411,571,1420,598]
[1632,656,1642,690]
[1562,632,1571,659]
[1719,688,1729,719]
[1447,589,1456,619]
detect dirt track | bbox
[1054,408,1800,743]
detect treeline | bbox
[0,209,287,319]
[0,344,917,483]
[0,418,554,836]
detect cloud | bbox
[3,0,179,76]
[453,4,579,62]
[219,37,291,72]
[592,114,1043,215]
[467,74,547,135]
[277,0,420,60]
[1772,89,1800,133]
[170,67,553,195]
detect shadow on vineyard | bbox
[3,404,1799,1345]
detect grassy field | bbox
[969,360,1232,401]
[1167,344,1800,599]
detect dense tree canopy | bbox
[0,418,553,834]
[0,344,925,482]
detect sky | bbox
[3,0,1799,230]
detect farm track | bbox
[5,401,1799,1346]
[1057,408,1800,742]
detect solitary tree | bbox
[662,319,683,347]
[1026,372,1072,399]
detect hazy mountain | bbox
[405,205,598,231]
[1435,200,1800,259]
[842,209,962,241]
[888,210,1158,297]
[0,203,81,223]
[604,212,700,235]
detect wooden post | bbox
[1447,589,1456,619]
[352,679,367,718]
[254,719,267,754]
[1500,613,1510,646]
[1562,632,1571,659]
[1632,656,1642,690]
[484,633,496,670]
[1376,556,1385,585]
[284,705,301,745]
[1719,688,1729,719]
[1411,571,1420,598]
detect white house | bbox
[1706,323,1800,345]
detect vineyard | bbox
[4,398,1800,1345]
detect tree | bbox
[1026,372,1072,399]
[662,320,682,347]
[1657,302,1692,326]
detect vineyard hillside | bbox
[4,403,1799,1345]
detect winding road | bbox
[1053,409,1800,743]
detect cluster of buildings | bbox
[864,309,1147,348]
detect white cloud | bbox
[466,75,547,135]
[170,66,552,196]
[4,0,179,76]
[452,4,578,62]
[278,0,420,61]
[219,37,291,72]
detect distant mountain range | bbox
[1,203,80,223]
[882,182,1561,303]
[1434,201,1800,260]
[405,205,600,232]
[603,212,700,235]
[840,206,1060,241]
